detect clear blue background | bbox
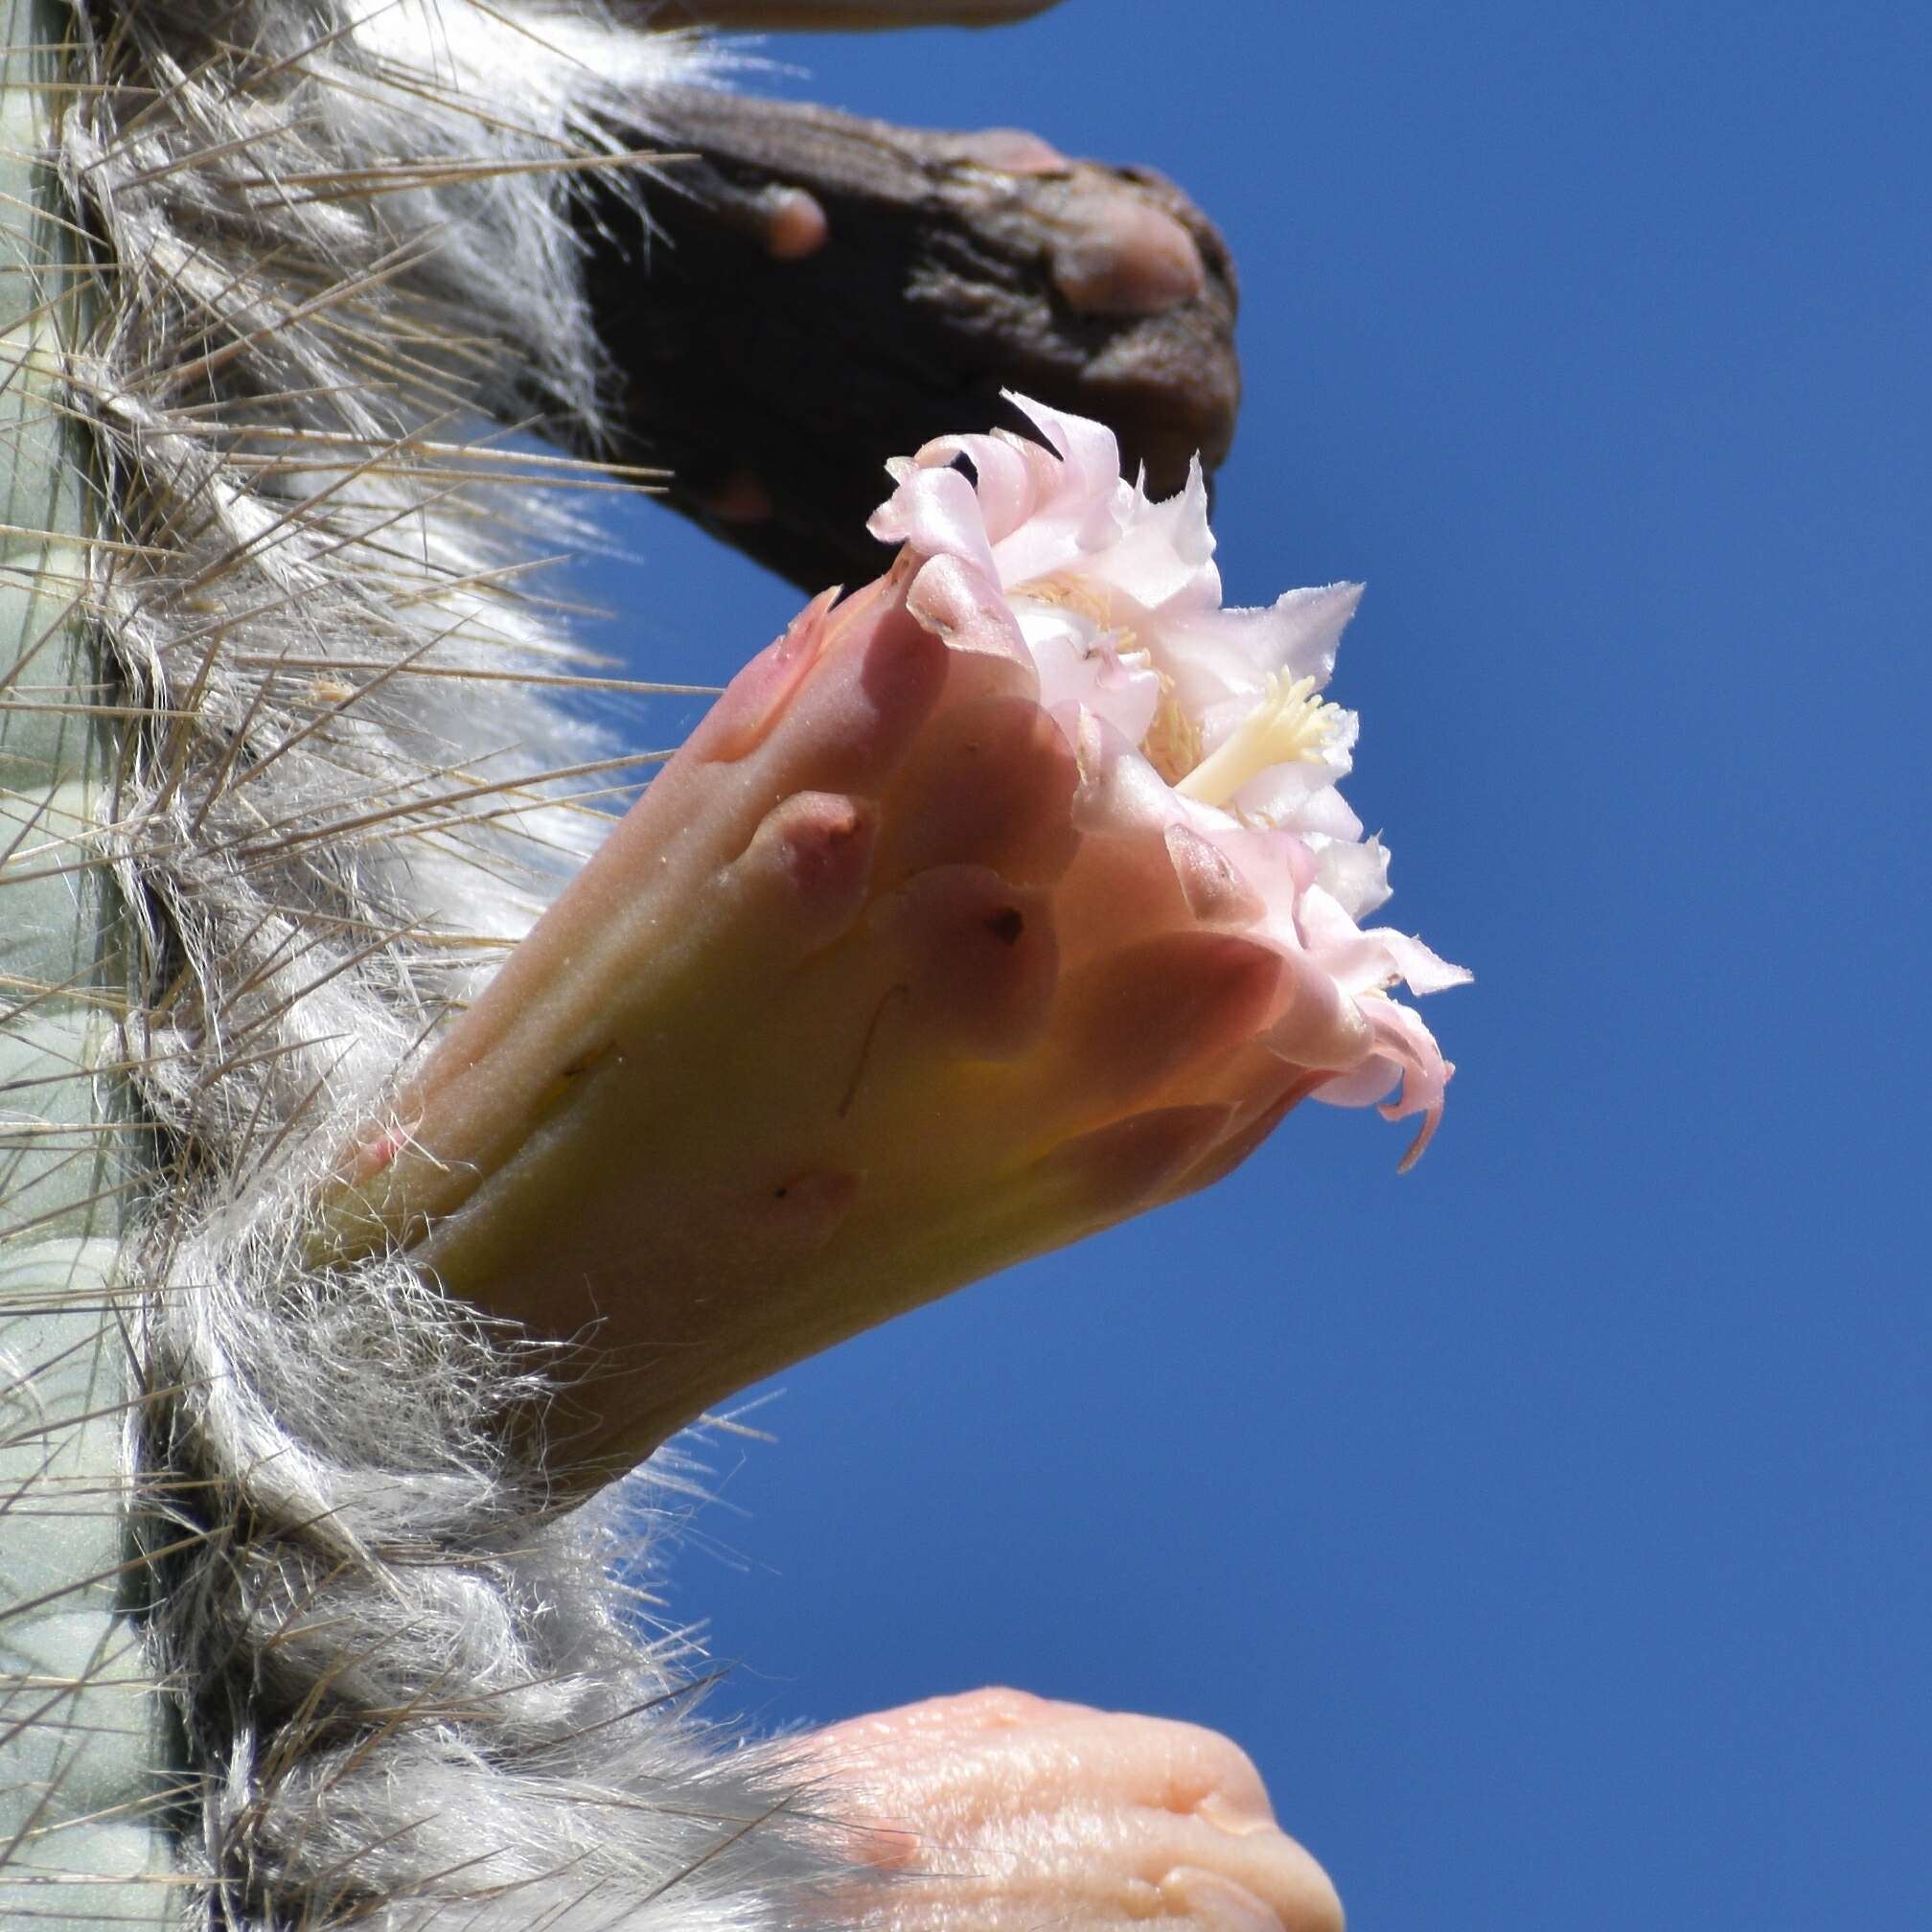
[587,6,1929,1926]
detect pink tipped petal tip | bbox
[694,585,837,764]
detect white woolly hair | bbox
[49,2,853,1924]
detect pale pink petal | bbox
[1293,886,1415,1000]
[1368,927,1474,998]
[935,432,1044,542]
[1159,583,1362,721]
[1005,390,1128,526]
[1019,610,1162,744]
[1259,945,1375,1072]
[1364,997,1455,1172]
[1310,1056,1402,1110]
[1228,760,1361,836]
[1075,463,1219,611]
[867,463,1000,584]
[1305,833,1392,922]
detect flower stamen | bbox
[1174,673,1339,807]
[1139,676,1202,786]
[1013,571,1115,629]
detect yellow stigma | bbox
[1174,673,1338,808]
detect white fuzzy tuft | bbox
[13,2,851,1925]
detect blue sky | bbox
[586,6,1928,1927]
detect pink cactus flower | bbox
[869,395,1467,1147]
[315,397,1465,1480]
